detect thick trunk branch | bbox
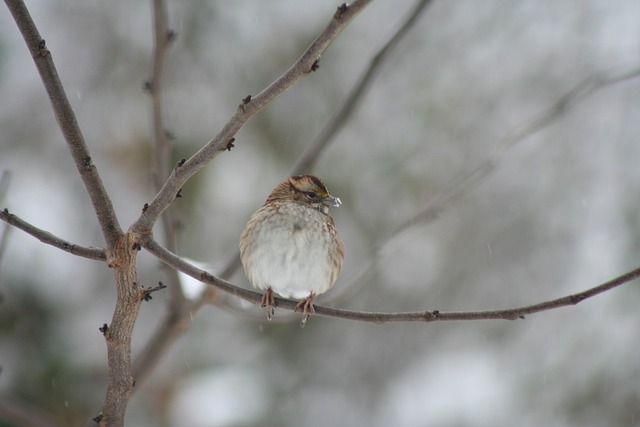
[97,233,142,427]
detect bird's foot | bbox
[295,293,315,328]
[260,287,276,321]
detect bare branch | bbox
[98,233,143,427]
[129,0,195,389]
[130,0,373,237]
[143,237,640,324]
[4,0,123,249]
[314,266,640,323]
[0,209,106,261]
[144,237,260,302]
[131,299,191,386]
[146,0,187,306]
[148,0,173,188]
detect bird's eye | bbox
[306,191,319,200]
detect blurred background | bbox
[1,0,640,426]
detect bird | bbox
[239,175,344,325]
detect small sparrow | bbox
[239,175,344,325]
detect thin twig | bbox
[130,0,373,237]
[315,266,640,323]
[149,0,172,190]
[0,209,106,261]
[4,0,123,249]
[144,237,259,302]
[143,237,640,324]
[147,0,186,305]
[133,0,189,388]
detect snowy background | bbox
[1,1,640,426]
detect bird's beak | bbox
[324,194,342,208]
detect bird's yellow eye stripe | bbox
[300,188,328,198]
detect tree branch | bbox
[4,0,123,249]
[143,237,640,324]
[314,266,640,323]
[96,234,143,427]
[130,0,373,237]
[148,0,173,190]
[144,237,259,302]
[132,0,189,388]
[0,209,106,261]
[147,0,186,305]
